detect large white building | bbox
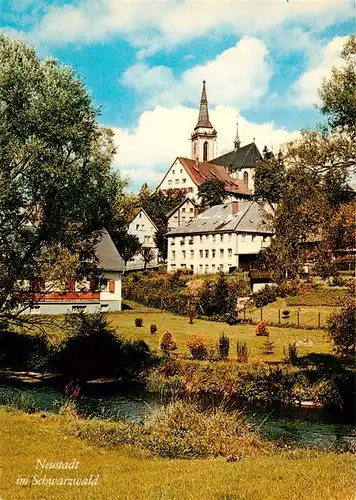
[166,201,273,274]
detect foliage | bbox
[260,339,275,355]
[140,247,155,269]
[218,332,230,359]
[252,285,278,307]
[3,391,39,414]
[135,317,143,327]
[54,312,154,382]
[284,343,298,365]
[328,300,355,359]
[187,301,196,324]
[236,341,249,363]
[255,149,286,205]
[186,336,208,360]
[198,179,228,207]
[159,331,177,354]
[286,288,348,307]
[0,35,123,324]
[319,34,356,137]
[255,321,269,337]
[0,326,50,371]
[200,272,235,316]
[112,231,141,265]
[74,401,271,460]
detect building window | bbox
[252,235,256,242]
[72,305,86,312]
[241,233,246,241]
[144,235,150,244]
[182,208,186,213]
[205,249,209,258]
[200,250,203,258]
[139,212,142,218]
[190,208,194,213]
[199,264,203,273]
[182,216,186,221]
[136,224,139,230]
[200,235,203,243]
[168,180,172,186]
[190,250,194,259]
[101,304,109,311]
[172,169,175,174]
[212,249,216,258]
[188,187,193,193]
[243,171,249,186]
[172,251,176,259]
[175,179,179,185]
[212,234,216,242]
[182,178,186,184]
[180,169,183,173]
[171,238,175,246]
[220,249,224,257]
[181,264,186,269]
[182,250,186,259]
[203,141,208,162]
[228,233,232,241]
[220,234,224,242]
[205,264,209,273]
[228,248,232,257]
[212,264,216,272]
[181,237,185,245]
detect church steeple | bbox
[194,80,213,130]
[234,115,241,150]
[191,81,217,162]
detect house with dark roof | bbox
[166,200,273,274]
[22,229,125,314]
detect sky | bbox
[1,0,355,191]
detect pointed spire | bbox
[234,115,240,150]
[194,80,213,130]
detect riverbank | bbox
[0,409,354,500]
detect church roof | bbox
[194,80,214,130]
[177,157,252,197]
[210,142,262,171]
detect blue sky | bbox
[1,0,355,190]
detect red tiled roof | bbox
[178,157,252,196]
[128,207,143,223]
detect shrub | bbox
[5,391,39,413]
[0,327,51,372]
[187,301,196,324]
[284,343,298,365]
[186,336,208,360]
[150,324,157,334]
[260,339,275,355]
[218,332,230,359]
[54,312,154,382]
[159,331,177,354]
[236,341,249,363]
[328,300,355,359]
[252,285,278,308]
[200,273,236,316]
[135,317,143,327]
[144,401,269,459]
[255,321,269,337]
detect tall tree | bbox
[140,247,155,270]
[0,35,122,323]
[198,180,228,207]
[254,149,286,207]
[319,34,356,138]
[112,232,141,266]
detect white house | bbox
[166,201,273,274]
[127,207,159,267]
[22,229,124,314]
[167,198,199,232]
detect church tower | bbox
[191,81,217,162]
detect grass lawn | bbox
[106,304,332,363]
[244,298,339,329]
[43,302,333,363]
[0,410,354,500]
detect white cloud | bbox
[30,0,352,54]
[122,37,272,110]
[291,36,348,108]
[111,104,299,190]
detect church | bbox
[156,81,262,200]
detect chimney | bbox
[232,200,239,215]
